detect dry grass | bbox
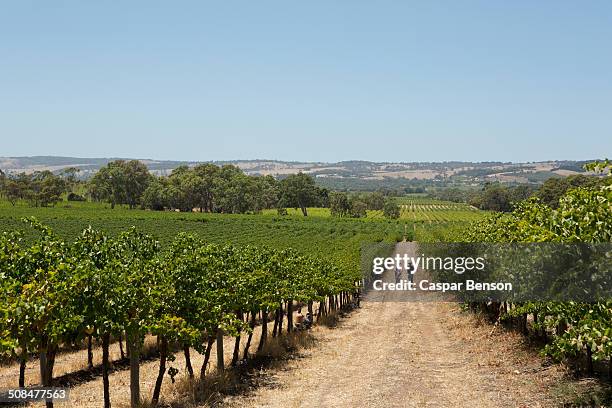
[0,335,131,390]
[154,330,318,408]
[312,311,340,328]
[9,304,330,407]
[111,328,320,408]
[116,370,238,408]
[257,330,317,359]
[443,304,612,407]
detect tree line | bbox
[0,161,329,215]
[328,191,400,219]
[430,173,611,212]
[88,160,332,215]
[0,168,81,207]
[1,160,401,218]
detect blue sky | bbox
[1,1,611,162]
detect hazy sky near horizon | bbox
[1,1,611,163]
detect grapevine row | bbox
[463,183,611,376]
[0,218,361,408]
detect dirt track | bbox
[224,296,568,408]
[223,244,562,408]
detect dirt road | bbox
[223,244,561,408]
[224,300,560,408]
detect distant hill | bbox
[0,156,595,190]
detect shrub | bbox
[67,192,86,202]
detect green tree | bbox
[471,183,512,212]
[350,198,368,218]
[316,186,330,207]
[167,166,198,211]
[0,171,66,207]
[536,174,604,208]
[213,165,252,213]
[124,160,152,209]
[329,191,351,217]
[4,180,22,206]
[366,191,385,210]
[279,172,318,216]
[0,169,6,197]
[250,175,279,213]
[192,163,220,212]
[382,198,400,219]
[59,167,80,193]
[89,162,126,208]
[142,178,169,210]
[38,172,65,207]
[89,160,151,209]
[508,184,535,206]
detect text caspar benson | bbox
[371,255,513,292]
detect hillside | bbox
[0,156,594,190]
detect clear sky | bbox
[1,1,611,163]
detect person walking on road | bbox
[406,261,414,284]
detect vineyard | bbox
[0,217,373,408]
[261,207,392,220]
[397,197,483,223]
[0,200,407,276]
[0,199,413,407]
[0,179,610,406]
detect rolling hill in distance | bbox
[0,156,596,190]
